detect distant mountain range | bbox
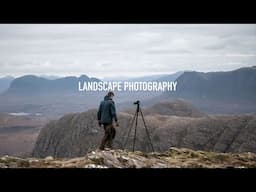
[1,72,183,96]
[169,66,256,101]
[0,72,183,117]
[0,66,255,116]
[120,71,183,82]
[3,75,101,96]
[151,66,256,114]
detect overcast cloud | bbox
[0,24,255,78]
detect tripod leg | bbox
[140,108,155,152]
[132,111,139,152]
[122,110,136,150]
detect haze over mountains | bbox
[0,66,255,117]
[0,72,182,117]
[3,75,101,96]
[107,71,183,82]
[147,66,256,114]
[0,76,14,94]
[171,66,256,101]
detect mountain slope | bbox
[0,76,14,94]
[143,99,206,117]
[0,75,103,118]
[32,107,256,158]
[172,66,256,100]
[161,66,256,114]
[3,75,101,96]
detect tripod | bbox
[123,100,155,152]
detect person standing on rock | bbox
[97,91,119,150]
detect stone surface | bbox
[2,147,256,168]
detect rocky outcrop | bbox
[2,147,256,168]
[32,107,256,158]
[32,109,134,158]
[153,115,256,153]
[143,99,206,117]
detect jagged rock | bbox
[2,147,256,168]
[45,156,54,161]
[0,155,30,168]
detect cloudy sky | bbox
[0,24,255,78]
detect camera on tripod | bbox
[133,100,140,105]
[122,100,155,152]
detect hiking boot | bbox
[99,146,105,150]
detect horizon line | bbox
[0,65,255,79]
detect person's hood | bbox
[104,95,112,100]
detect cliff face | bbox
[32,106,256,158]
[2,147,256,168]
[32,109,103,158]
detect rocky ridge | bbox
[2,147,256,168]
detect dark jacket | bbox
[97,95,118,124]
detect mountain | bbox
[32,105,256,158]
[2,147,256,168]
[1,67,255,117]
[0,76,14,94]
[160,66,256,114]
[142,99,206,117]
[0,73,184,117]
[39,75,60,80]
[153,71,184,82]
[124,71,183,82]
[3,75,101,96]
[0,75,104,118]
[172,66,256,100]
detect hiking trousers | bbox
[99,123,116,150]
